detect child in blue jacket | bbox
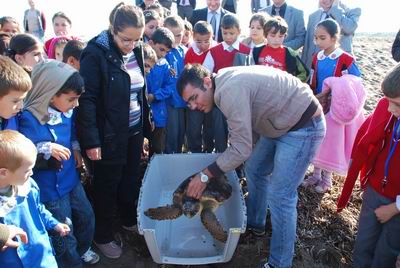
[0,130,70,268]
[164,16,188,153]
[146,27,175,154]
[0,56,31,131]
[18,60,98,267]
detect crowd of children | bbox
[0,0,400,267]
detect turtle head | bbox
[182,198,200,218]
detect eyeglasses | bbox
[186,93,198,109]
[114,32,138,46]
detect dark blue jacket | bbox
[19,110,80,203]
[77,30,151,163]
[0,116,18,130]
[146,58,174,128]
[165,45,187,108]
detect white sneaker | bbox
[81,247,100,264]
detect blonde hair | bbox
[0,55,32,97]
[0,130,36,172]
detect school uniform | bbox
[164,45,187,154]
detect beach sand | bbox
[84,33,399,268]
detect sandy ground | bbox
[84,34,399,268]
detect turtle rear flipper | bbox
[200,207,227,242]
[145,205,183,220]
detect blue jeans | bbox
[45,182,95,268]
[245,115,326,268]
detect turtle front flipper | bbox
[145,205,183,220]
[200,205,227,243]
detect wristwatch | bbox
[199,171,209,183]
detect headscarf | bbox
[24,59,76,124]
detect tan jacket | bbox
[211,65,317,174]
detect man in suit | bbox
[251,0,271,13]
[191,0,229,43]
[259,0,305,50]
[222,0,237,13]
[177,0,196,21]
[301,0,361,68]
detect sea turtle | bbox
[144,174,232,242]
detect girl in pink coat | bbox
[302,74,366,193]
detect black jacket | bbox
[191,7,230,42]
[177,0,196,8]
[77,30,151,163]
[392,30,400,62]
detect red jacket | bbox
[337,98,400,211]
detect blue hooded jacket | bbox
[146,58,174,128]
[165,45,187,108]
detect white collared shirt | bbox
[317,47,344,61]
[207,7,222,41]
[203,39,241,72]
[260,0,269,9]
[47,106,73,126]
[179,0,191,6]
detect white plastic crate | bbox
[137,153,247,265]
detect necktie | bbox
[275,7,280,17]
[322,11,329,20]
[210,11,217,41]
[227,46,234,52]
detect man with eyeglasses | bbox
[177,64,326,268]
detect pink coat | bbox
[312,75,366,175]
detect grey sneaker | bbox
[122,224,139,234]
[94,241,122,259]
[81,248,100,264]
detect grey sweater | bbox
[209,65,318,175]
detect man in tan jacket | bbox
[177,64,326,268]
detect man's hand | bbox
[50,143,71,161]
[73,150,83,168]
[375,203,400,223]
[86,147,102,161]
[1,225,28,251]
[187,173,207,199]
[54,223,70,237]
[396,255,400,268]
